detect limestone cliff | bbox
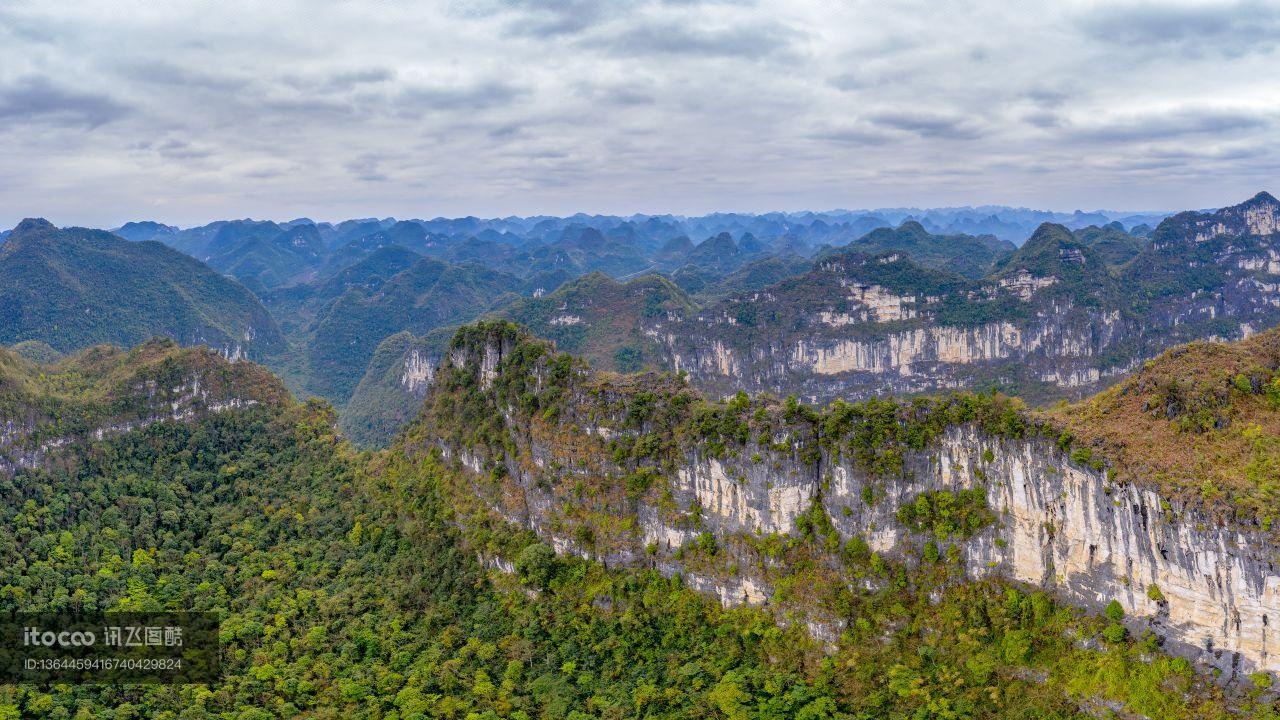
[410,322,1280,680]
[0,338,288,475]
[648,193,1280,404]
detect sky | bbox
[0,0,1277,227]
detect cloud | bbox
[499,0,619,38]
[1022,110,1063,129]
[581,18,801,59]
[1067,108,1272,143]
[597,85,656,106]
[153,138,213,160]
[827,73,867,91]
[0,0,1277,226]
[1077,1,1280,57]
[809,127,894,146]
[0,8,57,43]
[1022,87,1073,108]
[394,80,526,117]
[345,155,389,183]
[122,62,250,91]
[322,68,396,91]
[865,111,984,140]
[0,77,128,128]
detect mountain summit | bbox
[1158,190,1279,245]
[9,217,57,237]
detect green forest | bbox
[0,335,1275,719]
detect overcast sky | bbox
[0,0,1277,227]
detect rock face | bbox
[415,323,1280,679]
[340,331,451,447]
[643,193,1280,404]
[400,347,438,394]
[863,428,1280,677]
[353,193,1280,445]
[0,340,286,476]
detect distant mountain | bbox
[302,257,521,403]
[655,235,695,267]
[676,255,813,301]
[313,245,424,300]
[320,220,440,273]
[0,219,284,358]
[118,203,1167,288]
[165,218,275,258]
[649,192,1280,404]
[668,264,718,295]
[991,223,1118,303]
[113,220,178,242]
[496,272,696,372]
[835,221,1016,279]
[259,244,425,337]
[202,221,327,292]
[340,272,698,446]
[1072,223,1146,268]
[684,232,751,274]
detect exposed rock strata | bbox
[423,328,1280,679]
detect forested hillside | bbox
[0,219,284,360]
[0,343,839,717]
[2,331,1276,717]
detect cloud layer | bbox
[0,0,1277,226]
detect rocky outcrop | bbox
[841,428,1280,677]
[1184,192,1279,243]
[400,348,438,394]
[0,342,284,476]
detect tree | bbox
[515,542,557,588]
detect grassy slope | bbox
[1046,326,1280,525]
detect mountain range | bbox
[346,192,1280,444]
[4,194,1280,716]
[1,195,1269,448]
